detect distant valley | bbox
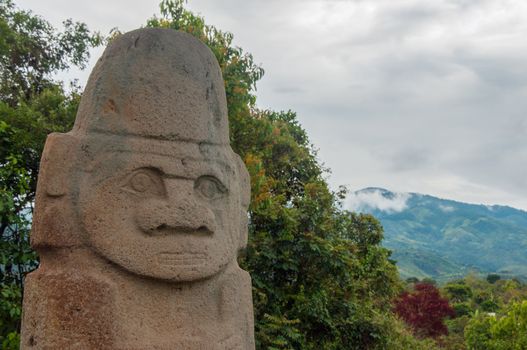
[349,188,527,282]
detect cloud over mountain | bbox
[346,188,411,213]
[353,188,527,281]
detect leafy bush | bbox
[453,302,472,318]
[465,301,527,349]
[487,274,501,284]
[394,283,455,338]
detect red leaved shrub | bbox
[394,283,455,338]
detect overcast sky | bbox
[16,0,527,210]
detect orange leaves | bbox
[232,85,248,96]
[244,153,273,209]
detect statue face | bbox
[76,142,243,282]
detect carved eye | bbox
[123,168,165,196]
[195,176,227,200]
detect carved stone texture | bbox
[21,28,254,350]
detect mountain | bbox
[349,188,527,282]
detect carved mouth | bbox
[156,252,208,266]
[148,224,213,237]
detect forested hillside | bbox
[351,187,527,282]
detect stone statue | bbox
[21,28,255,349]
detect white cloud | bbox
[346,189,411,213]
[439,204,455,213]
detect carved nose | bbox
[137,200,216,236]
[135,181,216,235]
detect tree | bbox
[439,274,527,348]
[465,301,527,350]
[394,283,455,338]
[0,0,101,106]
[421,278,437,286]
[487,274,501,284]
[406,277,420,284]
[444,283,473,303]
[0,1,101,347]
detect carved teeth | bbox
[149,225,213,237]
[157,252,207,266]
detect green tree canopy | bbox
[465,301,527,349]
[0,1,101,347]
[444,283,473,303]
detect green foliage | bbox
[406,277,419,284]
[480,300,499,313]
[445,284,473,303]
[439,275,527,349]
[487,274,501,284]
[0,1,100,346]
[465,302,527,350]
[421,278,437,286]
[385,317,440,350]
[442,315,470,350]
[452,303,472,318]
[0,0,101,106]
